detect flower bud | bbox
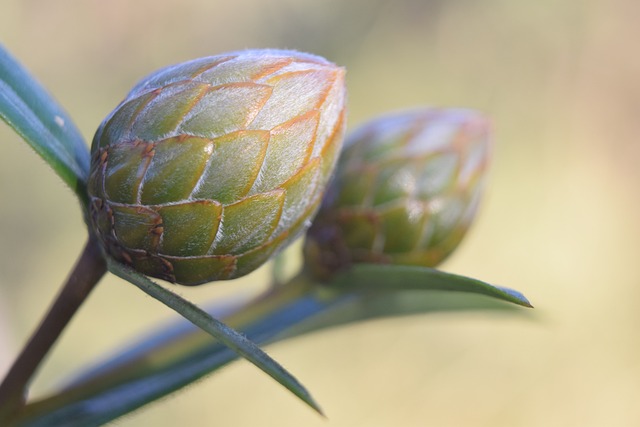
[304,108,490,279]
[88,50,346,285]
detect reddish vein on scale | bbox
[88,50,347,285]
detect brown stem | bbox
[0,236,107,423]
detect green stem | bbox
[0,237,107,424]
[16,272,321,424]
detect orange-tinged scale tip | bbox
[88,49,347,285]
[249,57,293,80]
[120,251,133,265]
[304,108,491,280]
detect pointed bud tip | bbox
[89,49,347,285]
[304,108,491,280]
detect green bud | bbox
[304,108,490,279]
[88,50,346,285]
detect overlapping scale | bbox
[88,50,346,285]
[304,108,491,279]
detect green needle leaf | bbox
[17,269,528,425]
[0,44,89,203]
[329,264,533,308]
[106,257,323,415]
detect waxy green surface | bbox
[305,108,491,278]
[88,50,346,285]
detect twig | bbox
[0,236,107,423]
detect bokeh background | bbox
[1,0,639,426]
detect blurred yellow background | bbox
[1,0,640,426]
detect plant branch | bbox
[16,272,330,426]
[0,236,107,424]
[106,259,324,415]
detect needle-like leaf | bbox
[329,264,532,307]
[17,267,529,425]
[0,44,89,203]
[106,258,323,415]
